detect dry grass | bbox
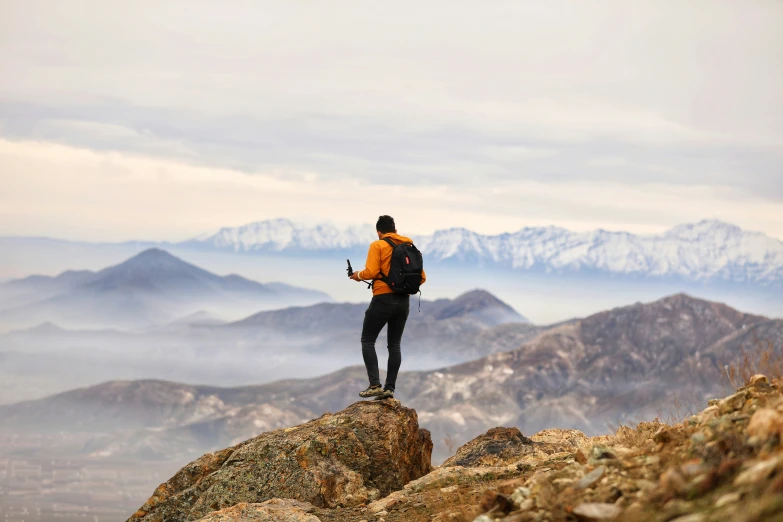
[612,424,651,448]
[656,392,703,426]
[608,413,650,448]
[722,337,783,390]
[608,391,703,449]
[610,417,668,448]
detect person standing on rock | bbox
[348,215,426,400]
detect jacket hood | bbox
[381,232,414,244]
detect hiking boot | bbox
[359,385,384,398]
[374,389,394,400]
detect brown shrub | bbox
[723,337,783,390]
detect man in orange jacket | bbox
[349,215,426,400]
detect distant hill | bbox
[0,288,535,404]
[0,269,96,307]
[231,289,528,330]
[398,292,771,454]
[2,294,778,463]
[225,289,533,363]
[166,310,227,327]
[0,248,331,331]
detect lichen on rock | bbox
[195,499,320,522]
[442,427,534,468]
[128,399,432,521]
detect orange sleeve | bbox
[421,268,426,285]
[357,242,382,280]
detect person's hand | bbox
[349,272,361,281]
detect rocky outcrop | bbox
[124,375,783,522]
[442,426,598,470]
[318,376,783,522]
[128,399,432,522]
[442,427,534,467]
[469,375,783,522]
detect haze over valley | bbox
[0,248,539,403]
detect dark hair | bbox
[376,215,396,234]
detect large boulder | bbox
[442,427,533,467]
[128,399,432,521]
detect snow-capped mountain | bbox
[189,218,377,252]
[419,221,783,283]
[188,219,783,286]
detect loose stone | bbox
[572,502,622,520]
[576,466,606,489]
[714,492,741,508]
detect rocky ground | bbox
[129,374,783,522]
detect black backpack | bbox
[377,237,423,295]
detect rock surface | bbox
[128,400,432,521]
[125,375,783,522]
[462,375,783,522]
[292,375,783,522]
[442,428,533,468]
[195,499,320,522]
[571,502,622,520]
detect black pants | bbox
[361,293,410,392]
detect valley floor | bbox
[0,442,180,522]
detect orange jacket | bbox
[357,232,427,296]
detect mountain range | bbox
[0,248,331,331]
[188,218,783,286]
[0,287,533,404]
[4,219,783,289]
[3,218,783,324]
[3,293,779,464]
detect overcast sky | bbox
[1,0,782,241]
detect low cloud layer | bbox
[1,1,781,239]
[2,139,781,241]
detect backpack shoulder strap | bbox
[372,237,396,284]
[376,237,402,284]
